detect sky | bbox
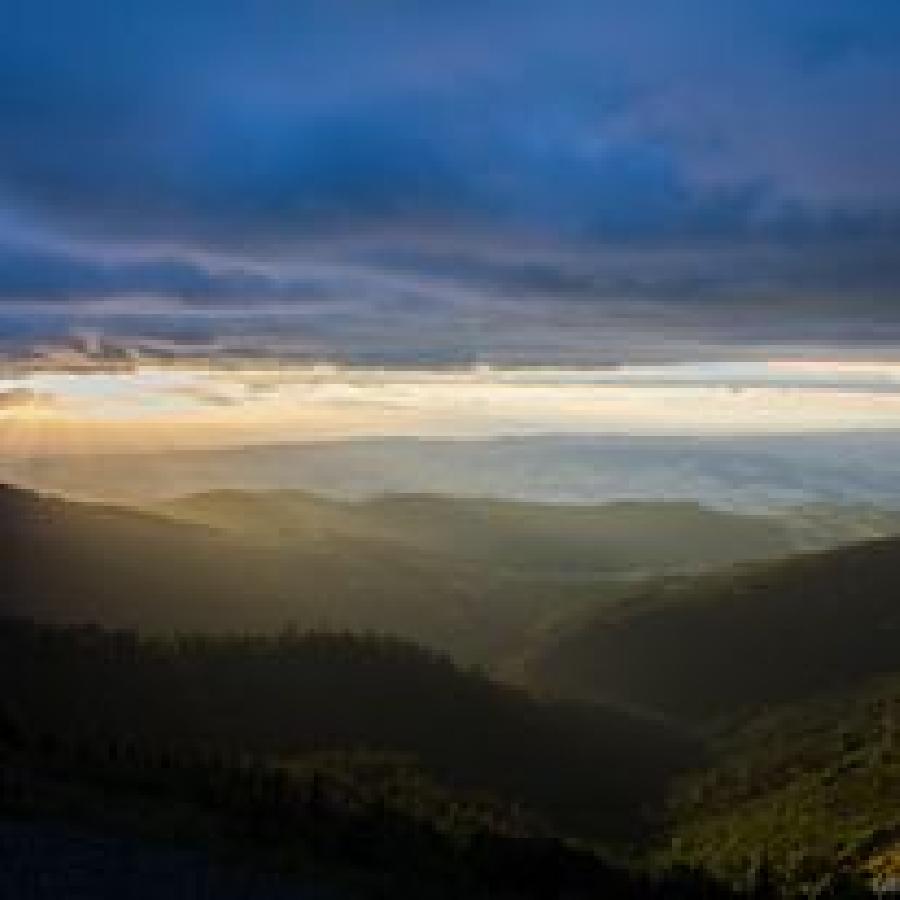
[1,1,899,365]
[5,362,900,507]
[2,361,900,460]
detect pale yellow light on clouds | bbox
[1,362,899,456]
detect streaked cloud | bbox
[0,2,898,360]
[1,361,900,460]
[0,386,56,410]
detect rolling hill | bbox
[528,535,900,721]
[654,673,899,891]
[151,490,807,575]
[522,533,900,891]
[4,481,899,668]
[1,483,895,894]
[0,616,698,842]
[9,482,893,669]
[0,484,580,662]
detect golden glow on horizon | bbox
[1,360,900,457]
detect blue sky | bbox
[1,1,899,363]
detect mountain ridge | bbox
[528,534,900,720]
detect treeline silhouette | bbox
[0,617,695,841]
[0,711,759,899]
[0,618,785,898]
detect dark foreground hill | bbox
[0,818,323,900]
[0,738,740,900]
[0,620,881,897]
[0,617,743,899]
[528,535,900,721]
[0,481,892,894]
[523,535,900,892]
[0,617,697,841]
[655,673,899,893]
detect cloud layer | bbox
[1,1,899,360]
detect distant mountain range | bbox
[152,490,873,574]
[7,432,900,510]
[2,484,899,666]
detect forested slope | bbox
[529,536,900,720]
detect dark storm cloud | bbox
[0,0,898,359]
[0,244,282,302]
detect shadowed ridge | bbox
[530,534,900,720]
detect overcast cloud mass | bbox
[1,1,899,362]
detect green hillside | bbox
[153,490,809,574]
[523,535,900,893]
[3,484,897,894]
[5,483,898,668]
[654,674,899,894]
[528,536,900,720]
[0,484,609,663]
[0,740,671,900]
